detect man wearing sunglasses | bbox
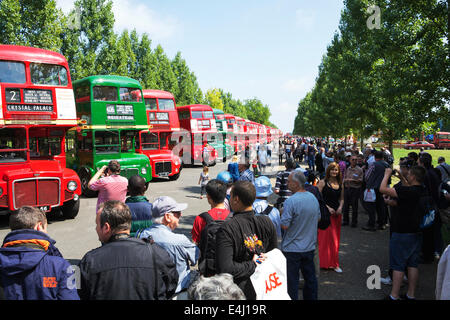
[138,196,199,297]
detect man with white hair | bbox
[139,196,199,295]
[281,170,321,300]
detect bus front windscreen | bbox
[0,61,26,84]
[30,63,68,86]
[140,132,159,150]
[0,128,27,162]
[30,137,62,159]
[94,130,119,153]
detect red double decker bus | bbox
[136,89,182,180]
[176,104,218,165]
[246,120,258,146]
[0,45,81,218]
[234,116,248,148]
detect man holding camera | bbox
[380,164,427,300]
[88,160,129,212]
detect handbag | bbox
[250,248,291,300]
[364,188,376,202]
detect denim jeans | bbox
[283,250,318,300]
[308,156,315,171]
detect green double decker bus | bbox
[212,108,234,161]
[66,75,152,196]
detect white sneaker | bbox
[380,276,392,285]
[334,267,343,273]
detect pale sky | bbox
[56,0,345,133]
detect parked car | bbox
[404,141,435,150]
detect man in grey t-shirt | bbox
[281,171,320,300]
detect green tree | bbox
[61,0,115,80]
[244,98,271,125]
[0,0,66,51]
[205,88,224,110]
[219,90,247,118]
[130,32,157,89]
[172,52,201,105]
[294,0,449,151]
[153,44,178,94]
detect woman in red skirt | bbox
[317,162,344,273]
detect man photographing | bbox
[379,165,427,300]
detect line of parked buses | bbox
[0,45,283,218]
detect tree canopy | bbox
[293,0,449,147]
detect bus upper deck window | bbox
[94,86,118,101]
[0,61,26,84]
[191,111,203,119]
[158,99,175,110]
[30,63,68,86]
[120,87,140,102]
[203,111,213,119]
[145,98,157,110]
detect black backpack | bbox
[198,211,231,277]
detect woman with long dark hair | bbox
[317,162,344,272]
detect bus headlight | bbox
[67,181,78,191]
[141,168,147,175]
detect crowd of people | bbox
[0,139,449,301]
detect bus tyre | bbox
[169,172,180,181]
[79,169,98,198]
[61,199,80,219]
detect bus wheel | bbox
[79,170,98,198]
[61,199,80,219]
[169,172,180,181]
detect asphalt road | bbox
[0,160,440,300]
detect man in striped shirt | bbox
[275,158,296,208]
[238,161,255,184]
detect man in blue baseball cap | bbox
[253,176,282,240]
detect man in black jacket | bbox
[78,200,178,300]
[215,181,278,300]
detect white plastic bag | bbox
[364,188,376,202]
[250,248,291,300]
